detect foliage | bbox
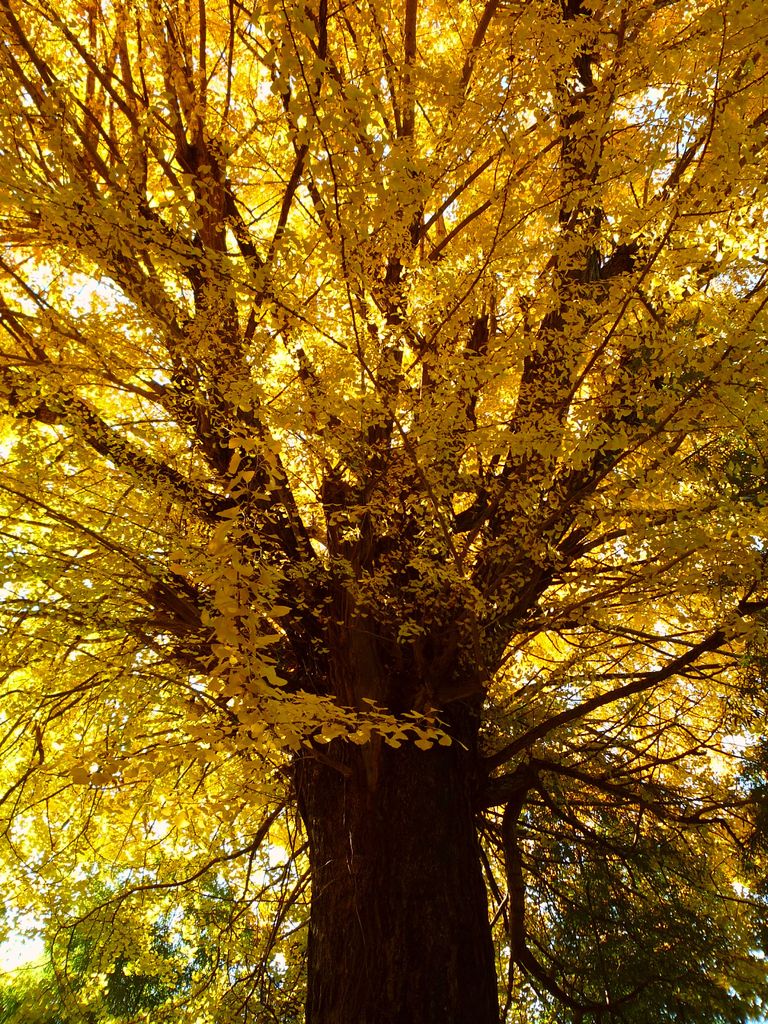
[1,851,307,1022]
[1,0,768,1019]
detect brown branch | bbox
[264,0,328,261]
[268,142,310,259]
[69,803,285,923]
[483,755,751,820]
[484,606,768,771]
[421,147,501,237]
[400,0,418,139]
[499,767,632,1013]
[460,0,500,92]
[0,363,223,520]
[427,198,492,261]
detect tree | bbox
[0,876,303,1024]
[1,0,768,1020]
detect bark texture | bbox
[295,703,498,1024]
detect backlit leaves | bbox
[1,0,768,1018]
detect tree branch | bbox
[484,605,768,771]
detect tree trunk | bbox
[294,703,498,1024]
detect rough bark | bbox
[294,701,498,1024]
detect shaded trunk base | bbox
[295,714,498,1024]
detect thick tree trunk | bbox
[294,703,498,1024]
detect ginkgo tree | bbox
[1,0,768,1020]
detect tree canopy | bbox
[1,0,768,1020]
